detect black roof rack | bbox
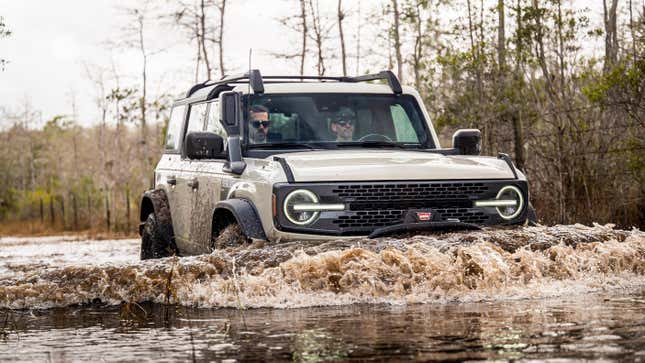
[185,69,402,98]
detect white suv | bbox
[138,70,536,259]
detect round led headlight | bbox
[283,189,320,225]
[495,185,524,220]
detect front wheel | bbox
[525,203,538,226]
[140,213,178,260]
[211,223,251,251]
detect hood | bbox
[274,150,517,182]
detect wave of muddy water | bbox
[1,224,643,310]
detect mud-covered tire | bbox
[211,223,251,250]
[140,213,178,260]
[526,203,538,226]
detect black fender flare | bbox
[139,189,175,244]
[214,199,267,240]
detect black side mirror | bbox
[185,132,224,159]
[220,91,240,130]
[219,91,246,174]
[452,129,481,155]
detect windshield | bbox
[244,93,434,149]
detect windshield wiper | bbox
[247,142,330,150]
[336,141,421,149]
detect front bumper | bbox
[273,179,529,236]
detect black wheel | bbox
[526,203,538,226]
[210,222,251,251]
[140,213,178,260]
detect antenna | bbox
[248,48,252,95]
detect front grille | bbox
[274,179,526,236]
[332,182,489,201]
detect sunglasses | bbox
[335,119,355,127]
[251,120,271,128]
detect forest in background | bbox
[0,0,643,235]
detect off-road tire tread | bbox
[140,213,178,260]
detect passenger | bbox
[248,104,278,143]
[330,107,356,142]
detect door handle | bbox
[187,178,199,190]
[167,176,177,186]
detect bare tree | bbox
[338,0,347,76]
[0,16,11,71]
[308,0,327,75]
[356,0,361,75]
[390,0,404,82]
[169,0,227,80]
[216,0,226,77]
[603,0,619,72]
[273,0,309,75]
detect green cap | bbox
[335,107,356,122]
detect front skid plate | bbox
[368,221,481,238]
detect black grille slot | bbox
[434,208,489,224]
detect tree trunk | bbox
[105,190,111,232]
[497,0,506,69]
[337,0,347,76]
[356,0,361,75]
[309,0,326,76]
[629,0,636,61]
[49,196,55,225]
[391,0,403,82]
[299,0,307,75]
[126,188,131,233]
[88,195,92,230]
[467,0,486,147]
[412,2,423,91]
[72,193,78,230]
[59,196,65,230]
[199,0,212,79]
[512,0,525,170]
[603,0,619,72]
[217,0,226,78]
[137,13,149,188]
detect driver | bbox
[330,107,356,142]
[248,104,275,143]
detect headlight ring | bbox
[495,185,524,220]
[283,189,320,225]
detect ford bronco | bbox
[139,70,536,259]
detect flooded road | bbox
[2,291,645,361]
[1,224,644,361]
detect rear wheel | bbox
[140,213,178,260]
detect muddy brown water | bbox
[1,224,644,361]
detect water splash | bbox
[1,224,643,309]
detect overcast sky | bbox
[0,0,608,127]
[1,0,380,127]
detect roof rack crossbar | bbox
[186,69,265,97]
[347,71,402,94]
[262,75,345,81]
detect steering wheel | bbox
[358,133,393,142]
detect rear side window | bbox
[187,102,208,134]
[165,105,186,151]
